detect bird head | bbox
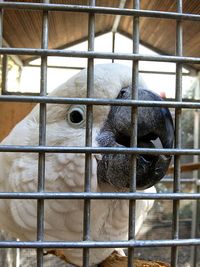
[3,63,173,192]
[48,63,173,191]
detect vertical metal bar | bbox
[111,0,127,64]
[82,1,95,266]
[0,0,2,49]
[0,0,4,94]
[1,3,21,265]
[13,239,20,267]
[1,55,8,94]
[171,1,182,266]
[37,1,48,266]
[112,31,115,63]
[128,0,140,266]
[191,73,200,267]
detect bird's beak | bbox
[96,87,174,190]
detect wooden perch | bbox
[167,162,200,174]
[100,251,170,267]
[45,250,170,267]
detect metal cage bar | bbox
[0,1,199,267]
[171,0,183,266]
[0,191,200,200]
[0,238,200,248]
[0,0,2,49]
[191,83,200,266]
[128,0,140,265]
[0,0,6,95]
[1,54,8,94]
[37,1,49,266]
[82,0,95,266]
[0,47,200,63]
[0,2,200,22]
[0,145,200,155]
[22,65,193,76]
[1,95,200,109]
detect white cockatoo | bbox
[0,64,174,266]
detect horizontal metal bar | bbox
[0,95,200,109]
[162,178,196,183]
[0,145,200,155]
[0,48,200,64]
[0,3,200,22]
[26,64,191,76]
[139,70,190,76]
[0,192,200,200]
[0,239,200,249]
[27,64,84,70]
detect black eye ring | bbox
[67,105,85,126]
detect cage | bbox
[0,0,200,267]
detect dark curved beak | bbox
[96,87,174,190]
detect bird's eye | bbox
[67,105,85,127]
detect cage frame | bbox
[0,0,200,267]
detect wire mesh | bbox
[36,0,49,265]
[127,0,140,265]
[82,1,95,266]
[171,1,183,265]
[0,1,199,267]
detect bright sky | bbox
[7,32,196,98]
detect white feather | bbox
[0,63,155,266]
